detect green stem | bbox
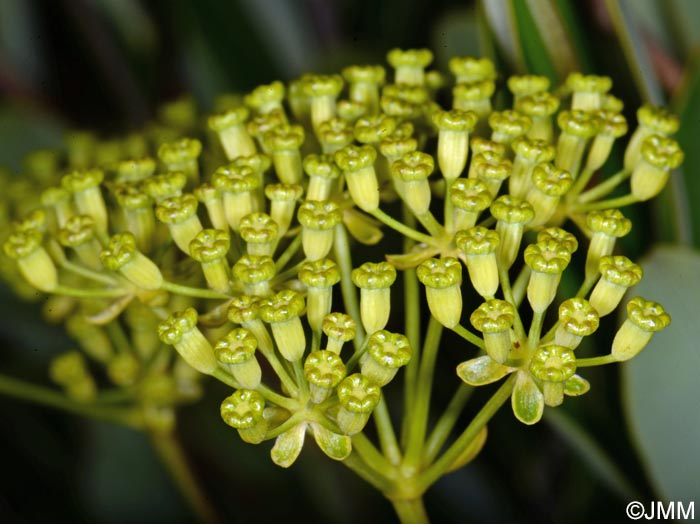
[417,374,515,492]
[292,359,309,399]
[60,258,120,286]
[0,373,142,428]
[403,317,443,473]
[573,194,639,212]
[568,166,596,199]
[342,451,394,492]
[212,369,298,411]
[53,285,129,299]
[371,208,438,246]
[576,355,618,367]
[161,281,231,300]
[274,232,303,271]
[390,497,429,524]
[498,266,527,342]
[333,223,365,350]
[528,310,545,351]
[451,324,485,350]
[415,211,445,239]
[374,394,402,465]
[352,432,396,475]
[150,432,219,524]
[511,266,531,308]
[576,169,631,203]
[250,326,298,397]
[423,383,473,464]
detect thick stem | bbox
[390,497,429,524]
[423,383,473,464]
[333,223,365,351]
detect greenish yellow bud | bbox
[489,110,532,146]
[65,314,114,363]
[302,74,344,130]
[612,297,671,361]
[379,134,418,165]
[509,137,556,199]
[584,209,631,280]
[107,353,140,387]
[450,178,493,231]
[112,183,155,252]
[455,226,500,298]
[507,75,550,103]
[208,106,257,160]
[555,298,599,349]
[158,138,202,184]
[247,108,287,154]
[41,187,75,229]
[158,308,217,374]
[212,165,259,231]
[65,130,96,169]
[336,99,368,123]
[624,105,680,170]
[589,256,642,317]
[299,258,341,331]
[630,135,683,201]
[101,232,163,290]
[354,114,396,145]
[524,241,571,313]
[155,194,203,254]
[380,93,422,120]
[3,228,58,292]
[297,200,342,261]
[194,183,227,231]
[556,110,599,175]
[334,144,379,212]
[240,212,278,256]
[416,257,463,328]
[232,254,276,296]
[537,227,578,254]
[227,295,261,325]
[49,350,96,401]
[58,214,102,269]
[220,389,267,444]
[491,195,534,269]
[24,148,59,183]
[529,344,576,406]
[189,229,231,293]
[317,117,354,154]
[265,183,303,236]
[352,261,396,334]
[61,169,108,236]
[304,350,346,403]
[259,290,306,362]
[448,56,496,83]
[470,299,514,363]
[142,171,187,202]
[115,157,156,183]
[245,80,285,114]
[303,154,341,201]
[322,312,357,354]
[566,73,612,111]
[360,330,412,386]
[527,163,573,227]
[586,110,628,172]
[433,109,478,180]
[471,152,512,197]
[336,373,381,435]
[342,64,386,113]
[453,81,496,119]
[515,92,560,142]
[391,151,435,215]
[264,124,306,184]
[215,328,261,389]
[387,48,433,85]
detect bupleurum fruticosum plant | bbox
[0,48,678,523]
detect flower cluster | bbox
[0,47,675,514]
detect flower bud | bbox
[416,257,463,328]
[555,298,599,349]
[387,48,433,85]
[490,195,534,270]
[624,105,679,170]
[433,109,478,180]
[41,187,75,230]
[302,74,344,131]
[352,261,397,334]
[360,330,412,386]
[515,92,560,142]
[524,240,571,313]
[189,229,231,293]
[113,184,155,252]
[220,389,268,444]
[354,114,396,146]
[529,344,576,406]
[215,328,261,389]
[450,178,493,231]
[232,254,276,296]
[49,350,97,401]
[298,258,341,331]
[304,350,346,403]
[489,110,532,147]
[303,154,341,201]
[245,80,285,114]
[258,290,306,362]
[449,56,496,84]
[101,232,163,290]
[556,110,598,175]
[322,312,357,355]
[584,209,631,281]
[455,226,500,298]
[612,297,671,361]
[142,171,187,202]
[208,106,257,160]
[158,308,218,374]
[334,144,380,212]
[264,123,306,184]
[509,137,556,199]
[317,117,354,154]
[240,212,279,256]
[391,151,435,215]
[471,152,512,197]
[247,108,287,154]
[58,214,103,269]
[566,73,612,111]
[265,183,303,236]
[297,200,342,261]
[3,228,58,292]
[212,164,259,231]
[630,135,683,201]
[589,256,642,316]
[158,138,202,185]
[470,299,514,363]
[585,110,628,172]
[336,373,381,435]
[155,194,203,254]
[62,169,108,237]
[115,157,156,184]
[526,163,573,227]
[507,75,550,103]
[342,65,386,113]
[453,80,496,120]
[537,227,579,253]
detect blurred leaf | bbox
[511,0,557,81]
[480,0,524,73]
[0,105,63,171]
[431,6,481,70]
[671,54,700,247]
[0,0,42,83]
[622,245,700,501]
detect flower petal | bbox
[311,422,352,461]
[456,355,514,386]
[512,370,544,425]
[564,374,590,396]
[271,422,307,468]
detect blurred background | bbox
[1,0,699,522]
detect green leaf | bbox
[343,209,383,245]
[511,370,544,425]
[621,245,700,500]
[311,422,352,461]
[271,422,307,468]
[456,355,513,386]
[446,426,488,473]
[480,0,524,73]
